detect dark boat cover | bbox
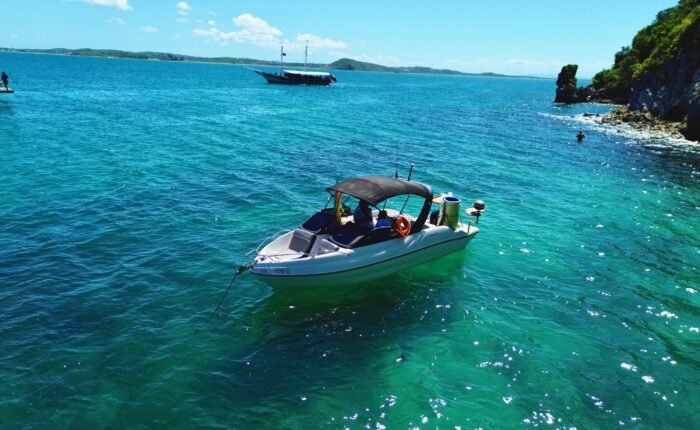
[327,176,432,206]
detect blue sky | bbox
[0,0,679,77]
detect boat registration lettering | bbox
[257,267,289,274]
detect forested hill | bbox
[329,58,512,77]
[0,47,325,68]
[0,48,530,78]
[589,0,699,139]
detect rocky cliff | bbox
[626,6,700,137]
[565,0,700,141]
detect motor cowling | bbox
[464,200,486,224]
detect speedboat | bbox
[249,175,485,287]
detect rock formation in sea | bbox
[553,64,607,104]
[556,0,700,141]
[554,64,581,103]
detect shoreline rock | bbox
[553,60,699,142]
[595,107,688,140]
[554,64,624,105]
[686,93,700,141]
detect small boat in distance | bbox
[1,71,11,93]
[249,174,486,288]
[253,43,336,86]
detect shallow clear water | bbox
[1,52,699,429]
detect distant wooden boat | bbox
[253,43,336,86]
[0,87,14,94]
[254,69,336,86]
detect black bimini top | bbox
[328,176,434,234]
[327,176,432,206]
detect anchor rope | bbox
[213,262,255,315]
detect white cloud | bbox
[107,17,126,25]
[231,13,282,46]
[171,33,183,40]
[176,2,191,17]
[192,13,282,47]
[141,25,158,33]
[192,27,223,40]
[176,2,191,11]
[192,12,345,55]
[293,34,347,50]
[83,0,132,11]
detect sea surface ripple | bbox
[1,52,699,429]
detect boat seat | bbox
[356,227,397,246]
[288,229,317,256]
[301,209,335,234]
[329,225,364,248]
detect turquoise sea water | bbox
[1,52,699,429]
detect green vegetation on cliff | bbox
[592,0,700,102]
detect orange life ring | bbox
[395,215,411,237]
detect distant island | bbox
[328,58,522,78]
[0,47,309,67]
[0,47,534,78]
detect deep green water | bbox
[1,52,699,429]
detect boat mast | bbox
[304,41,308,71]
[280,45,284,73]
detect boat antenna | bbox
[387,148,399,208]
[398,163,415,214]
[304,40,308,71]
[394,147,399,178]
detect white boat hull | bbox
[250,224,479,288]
